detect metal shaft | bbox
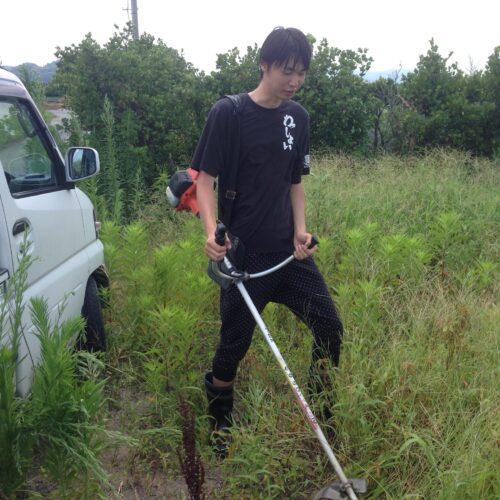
[235,281,358,500]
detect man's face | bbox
[262,60,307,101]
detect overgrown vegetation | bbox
[96,151,498,498]
[47,25,500,222]
[0,244,130,497]
[3,25,499,497]
[53,26,500,161]
[1,151,497,497]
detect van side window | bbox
[0,99,58,196]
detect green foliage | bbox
[483,46,500,154]
[28,298,110,496]
[378,234,430,286]
[369,72,429,154]
[96,152,498,498]
[0,343,30,496]
[403,40,463,118]
[0,104,24,148]
[210,45,260,96]
[17,65,46,110]
[370,75,399,151]
[0,244,128,497]
[311,154,498,498]
[0,243,34,496]
[395,40,498,155]
[300,39,375,152]
[99,96,123,223]
[51,27,500,224]
[54,24,211,184]
[101,218,215,366]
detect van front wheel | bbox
[81,276,106,351]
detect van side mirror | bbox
[65,147,100,182]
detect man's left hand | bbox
[293,232,317,260]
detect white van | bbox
[0,68,108,396]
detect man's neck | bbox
[248,85,282,109]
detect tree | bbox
[370,74,402,151]
[209,45,260,97]
[400,39,471,150]
[482,46,500,154]
[458,69,494,156]
[398,39,500,155]
[17,65,46,108]
[298,39,375,152]
[54,24,213,186]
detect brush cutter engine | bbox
[166,167,200,216]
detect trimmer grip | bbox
[308,236,319,250]
[215,222,227,246]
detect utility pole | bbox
[131,0,139,40]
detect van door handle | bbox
[13,219,30,236]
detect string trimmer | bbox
[208,223,367,500]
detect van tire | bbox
[81,276,106,351]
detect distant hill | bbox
[3,61,57,84]
[2,61,407,85]
[363,69,409,82]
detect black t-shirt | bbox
[191,94,310,253]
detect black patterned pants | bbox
[212,253,343,382]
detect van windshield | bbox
[0,99,58,196]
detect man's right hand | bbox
[197,171,231,261]
[204,233,231,261]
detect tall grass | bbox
[79,150,500,497]
[0,245,129,498]
[0,242,34,496]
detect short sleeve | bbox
[291,109,310,183]
[190,99,234,178]
[302,116,310,176]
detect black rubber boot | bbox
[204,372,234,457]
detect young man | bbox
[192,27,343,454]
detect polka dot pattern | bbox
[212,253,343,382]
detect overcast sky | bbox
[1,0,498,74]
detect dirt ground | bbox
[100,385,224,499]
[103,444,223,500]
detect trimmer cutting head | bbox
[313,479,368,500]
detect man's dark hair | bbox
[259,27,312,77]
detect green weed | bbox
[0,242,34,496]
[0,244,130,498]
[92,151,499,497]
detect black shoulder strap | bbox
[225,94,242,112]
[219,93,243,229]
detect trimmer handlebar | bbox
[308,235,319,250]
[215,222,227,246]
[209,224,319,288]
[215,222,318,251]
